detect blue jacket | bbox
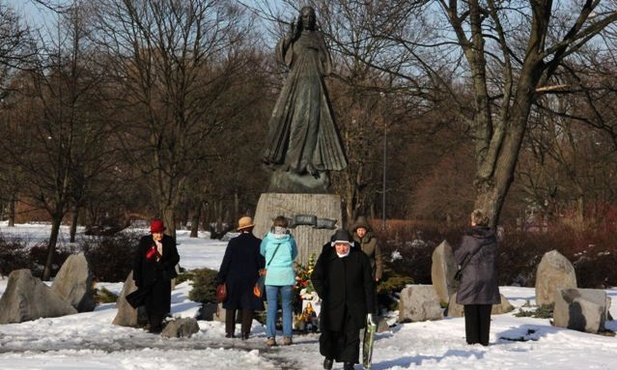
[260,232,298,286]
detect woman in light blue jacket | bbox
[260,215,298,346]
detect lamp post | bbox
[380,92,386,231]
[382,121,387,230]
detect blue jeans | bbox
[265,285,294,338]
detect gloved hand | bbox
[146,246,157,259]
[367,313,375,326]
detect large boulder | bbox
[398,285,443,322]
[112,271,147,328]
[162,317,200,338]
[535,250,577,307]
[445,292,514,317]
[0,269,78,324]
[51,252,96,312]
[553,288,610,334]
[430,240,458,304]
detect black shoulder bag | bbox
[454,242,486,281]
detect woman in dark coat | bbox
[133,219,180,334]
[454,209,500,346]
[215,216,265,339]
[311,229,375,370]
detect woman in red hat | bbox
[132,219,180,333]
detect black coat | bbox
[132,234,180,315]
[311,245,375,332]
[454,226,500,305]
[216,232,265,311]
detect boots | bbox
[148,314,164,334]
[323,358,333,370]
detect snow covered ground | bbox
[1,222,617,369]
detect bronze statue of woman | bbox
[263,6,347,190]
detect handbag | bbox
[253,269,267,298]
[254,243,282,299]
[126,286,150,309]
[216,283,227,303]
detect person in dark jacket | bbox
[454,209,500,346]
[215,216,265,339]
[311,229,376,370]
[132,219,180,334]
[351,216,383,283]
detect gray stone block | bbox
[51,252,96,312]
[430,240,458,304]
[535,250,577,307]
[553,288,608,334]
[0,269,78,324]
[398,285,443,322]
[162,317,200,338]
[113,271,147,328]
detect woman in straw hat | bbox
[215,216,264,339]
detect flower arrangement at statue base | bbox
[293,254,320,332]
[299,289,321,315]
[294,299,319,333]
[293,254,316,313]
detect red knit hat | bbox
[150,219,166,233]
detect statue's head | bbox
[299,6,316,30]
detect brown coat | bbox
[354,232,383,280]
[351,217,383,280]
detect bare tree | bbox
[90,0,260,237]
[0,4,37,226]
[0,1,116,279]
[297,0,617,226]
[412,1,617,225]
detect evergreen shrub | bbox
[188,268,219,304]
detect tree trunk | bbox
[70,205,79,243]
[190,202,202,238]
[42,215,62,280]
[162,207,176,240]
[234,192,239,220]
[474,90,533,227]
[8,194,16,227]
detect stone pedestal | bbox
[253,193,343,265]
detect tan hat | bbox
[237,216,254,231]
